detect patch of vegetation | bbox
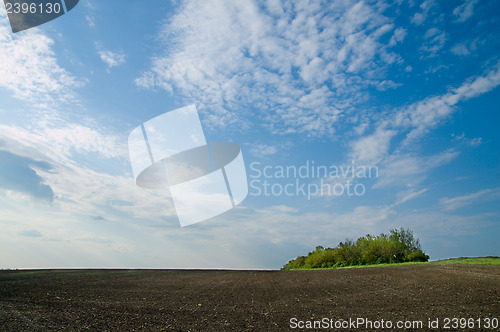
[282,228,429,270]
[430,256,500,265]
[300,257,500,270]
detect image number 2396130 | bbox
[2,0,79,33]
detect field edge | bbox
[283,256,500,271]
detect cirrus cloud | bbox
[137,0,402,135]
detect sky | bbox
[0,0,499,269]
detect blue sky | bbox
[0,0,499,269]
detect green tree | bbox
[282,228,429,270]
[389,228,423,262]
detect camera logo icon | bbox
[128,105,248,227]
[3,0,79,33]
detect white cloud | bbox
[350,127,396,164]
[85,15,95,28]
[411,12,426,25]
[137,0,402,135]
[0,122,126,162]
[393,188,429,206]
[420,0,436,12]
[451,133,483,147]
[410,0,436,25]
[451,38,479,57]
[374,150,459,188]
[250,144,278,157]
[453,0,478,22]
[389,27,407,46]
[451,43,470,56]
[420,28,446,56]
[99,50,126,69]
[0,9,82,104]
[439,188,500,211]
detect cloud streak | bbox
[0,8,82,104]
[99,50,126,69]
[453,0,478,22]
[351,62,500,169]
[440,188,500,211]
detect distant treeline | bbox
[283,228,429,270]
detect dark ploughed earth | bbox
[0,265,498,331]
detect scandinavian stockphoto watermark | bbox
[3,0,79,33]
[249,161,378,200]
[128,105,248,227]
[289,317,499,330]
[290,317,425,330]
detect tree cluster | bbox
[283,228,429,270]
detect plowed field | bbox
[1,265,498,331]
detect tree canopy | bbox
[282,228,429,270]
